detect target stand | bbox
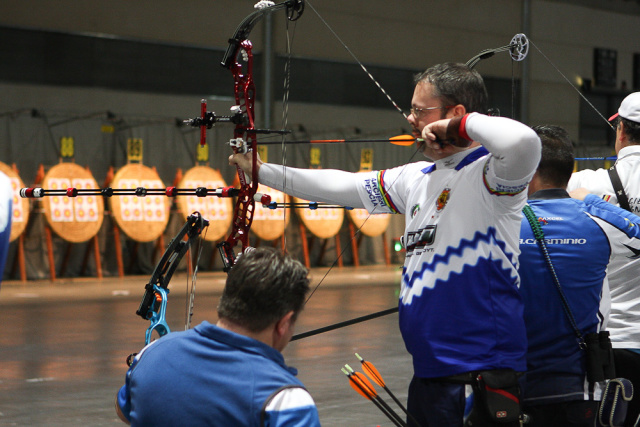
[251,185,290,252]
[39,162,105,280]
[108,164,171,277]
[175,165,233,271]
[294,197,345,269]
[346,208,391,267]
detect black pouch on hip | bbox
[474,369,521,423]
[585,331,616,383]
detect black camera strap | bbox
[522,204,585,346]
[607,165,632,212]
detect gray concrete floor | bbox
[0,265,414,426]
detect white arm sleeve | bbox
[259,163,367,208]
[464,113,541,182]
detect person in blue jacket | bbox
[518,125,640,426]
[0,171,12,287]
[115,247,320,427]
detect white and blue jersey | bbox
[259,113,540,379]
[117,321,320,427]
[356,145,530,378]
[519,191,640,405]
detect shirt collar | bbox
[194,321,297,375]
[422,146,488,174]
[528,188,571,200]
[618,145,640,159]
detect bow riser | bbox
[219,39,260,271]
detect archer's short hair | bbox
[217,247,310,332]
[531,125,575,188]
[616,116,640,144]
[414,63,488,114]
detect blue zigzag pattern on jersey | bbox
[402,227,517,289]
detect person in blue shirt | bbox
[518,125,640,426]
[0,171,12,287]
[115,247,320,427]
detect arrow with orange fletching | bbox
[342,364,407,427]
[255,134,420,147]
[356,353,420,427]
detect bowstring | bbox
[296,0,419,304]
[528,38,614,130]
[280,11,298,256]
[185,225,208,330]
[305,0,408,121]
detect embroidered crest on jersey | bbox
[411,204,420,219]
[436,188,451,212]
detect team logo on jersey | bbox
[405,225,437,253]
[623,244,640,259]
[537,217,548,226]
[410,204,420,218]
[436,188,451,212]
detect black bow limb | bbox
[135,212,209,345]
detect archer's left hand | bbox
[229,150,264,178]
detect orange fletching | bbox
[362,360,386,387]
[348,376,372,400]
[389,135,416,146]
[353,372,378,398]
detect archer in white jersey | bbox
[231,63,541,426]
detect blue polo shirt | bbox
[519,191,640,404]
[117,321,320,426]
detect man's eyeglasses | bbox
[409,105,454,119]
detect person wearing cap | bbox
[567,91,640,426]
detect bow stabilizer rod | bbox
[20,186,242,199]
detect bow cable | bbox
[527,38,615,130]
[305,1,408,121]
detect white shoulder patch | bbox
[265,387,315,411]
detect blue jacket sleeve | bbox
[584,194,640,238]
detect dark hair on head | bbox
[531,125,574,188]
[217,248,310,332]
[414,63,488,114]
[617,117,640,144]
